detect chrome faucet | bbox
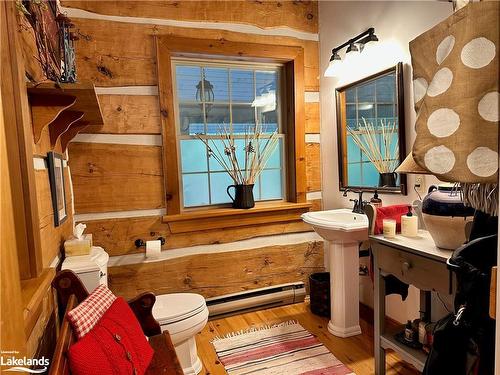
[343,189,367,214]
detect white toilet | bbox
[153,293,209,375]
[62,247,209,375]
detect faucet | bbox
[343,188,367,214]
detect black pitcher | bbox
[227,184,255,209]
[379,172,397,187]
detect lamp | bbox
[324,51,341,77]
[324,27,378,77]
[196,71,215,113]
[346,42,359,54]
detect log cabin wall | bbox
[60,1,324,300]
[1,2,75,360]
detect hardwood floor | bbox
[195,302,420,375]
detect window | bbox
[344,71,399,187]
[173,59,286,208]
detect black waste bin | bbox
[309,272,330,318]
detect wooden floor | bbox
[195,302,420,375]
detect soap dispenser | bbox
[370,190,382,207]
[401,205,418,237]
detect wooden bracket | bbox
[49,111,84,148]
[60,120,89,152]
[29,94,76,143]
[27,82,103,151]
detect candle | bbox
[383,219,396,238]
[401,215,418,237]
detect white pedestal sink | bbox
[302,209,368,338]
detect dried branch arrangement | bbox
[196,122,279,185]
[347,118,399,173]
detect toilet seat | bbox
[153,293,207,325]
[152,293,208,375]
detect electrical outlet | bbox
[414,174,425,194]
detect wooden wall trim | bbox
[306,191,322,201]
[75,208,167,222]
[108,231,322,267]
[72,133,162,146]
[3,1,43,278]
[60,4,319,41]
[95,86,159,96]
[305,92,320,103]
[306,134,321,143]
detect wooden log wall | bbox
[60,1,323,299]
[10,8,76,359]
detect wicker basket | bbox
[309,272,330,318]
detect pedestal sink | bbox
[302,209,368,338]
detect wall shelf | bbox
[27,82,103,152]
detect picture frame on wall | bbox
[47,152,67,227]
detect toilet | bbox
[62,247,209,375]
[153,293,209,375]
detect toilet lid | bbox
[152,293,206,325]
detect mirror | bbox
[336,62,407,194]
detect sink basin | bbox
[302,209,368,241]
[302,209,369,338]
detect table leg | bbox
[374,249,386,375]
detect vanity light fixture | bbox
[324,27,378,77]
[346,42,359,54]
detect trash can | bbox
[309,272,330,318]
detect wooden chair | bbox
[50,270,184,375]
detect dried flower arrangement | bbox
[195,121,280,185]
[347,118,399,174]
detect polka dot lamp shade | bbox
[410,2,499,183]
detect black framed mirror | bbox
[336,62,407,194]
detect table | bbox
[370,231,454,374]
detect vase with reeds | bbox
[347,118,400,188]
[196,122,279,209]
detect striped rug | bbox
[212,320,355,375]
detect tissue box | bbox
[64,234,93,257]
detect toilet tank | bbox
[62,246,109,292]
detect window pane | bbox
[204,67,229,102]
[180,140,207,173]
[183,173,209,207]
[346,88,356,103]
[377,104,394,119]
[358,103,375,123]
[257,109,278,133]
[232,104,255,134]
[176,66,201,101]
[357,82,375,102]
[210,172,234,204]
[376,74,395,102]
[253,175,261,200]
[347,135,361,163]
[206,104,230,134]
[260,169,283,200]
[347,163,362,186]
[208,139,246,172]
[179,103,204,135]
[346,104,356,120]
[255,72,278,132]
[362,162,379,187]
[260,137,282,169]
[231,70,254,103]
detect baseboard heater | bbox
[206,282,306,319]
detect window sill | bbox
[162,201,312,234]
